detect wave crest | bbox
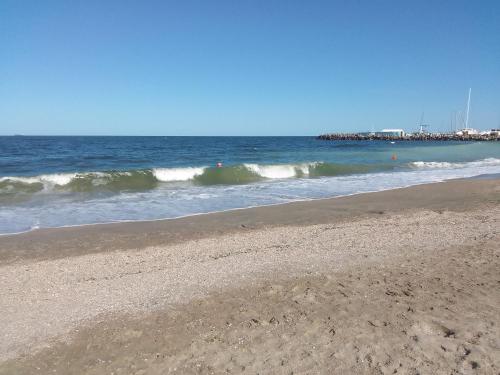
[244,164,310,179]
[153,167,205,182]
[0,162,390,197]
[410,158,500,169]
[4,158,497,199]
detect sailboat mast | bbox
[465,88,471,128]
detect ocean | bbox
[0,136,499,235]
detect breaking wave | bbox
[0,162,388,198]
[1,156,500,234]
[2,158,497,201]
[153,167,205,182]
[410,158,500,169]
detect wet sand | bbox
[1,178,499,263]
[0,178,499,374]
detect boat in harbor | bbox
[455,88,479,136]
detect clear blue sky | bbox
[1,0,499,135]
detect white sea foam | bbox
[152,167,206,182]
[411,158,500,169]
[411,161,455,169]
[0,173,77,186]
[244,163,311,179]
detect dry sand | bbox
[0,178,499,374]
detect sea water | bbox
[0,136,499,234]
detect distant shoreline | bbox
[318,132,500,141]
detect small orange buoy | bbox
[216,162,223,168]
[391,154,397,161]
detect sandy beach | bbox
[0,178,499,374]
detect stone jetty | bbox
[317,132,499,142]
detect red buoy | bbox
[391,154,397,161]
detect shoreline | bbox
[0,180,426,237]
[0,177,498,372]
[1,177,499,263]
[0,174,451,238]
[2,160,500,238]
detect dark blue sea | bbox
[0,136,499,234]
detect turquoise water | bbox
[0,136,499,234]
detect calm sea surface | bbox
[0,136,499,234]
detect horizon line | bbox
[1,134,319,137]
